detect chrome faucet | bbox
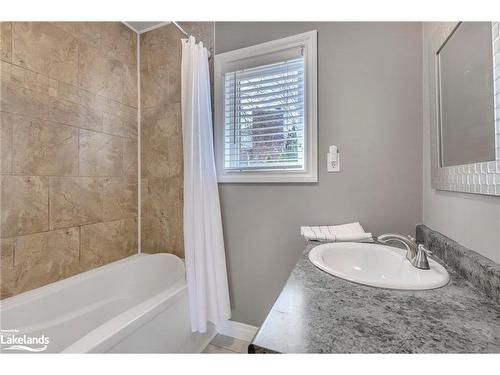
[376,233,432,270]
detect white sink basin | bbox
[308,242,449,290]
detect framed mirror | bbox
[430,22,500,196]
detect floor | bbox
[202,334,250,354]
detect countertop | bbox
[249,242,500,353]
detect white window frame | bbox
[214,30,318,183]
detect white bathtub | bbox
[0,253,215,353]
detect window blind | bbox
[223,55,305,171]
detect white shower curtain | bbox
[181,36,231,333]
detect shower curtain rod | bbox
[172,21,212,59]
[172,21,190,37]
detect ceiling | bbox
[123,22,169,34]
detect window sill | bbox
[217,170,317,183]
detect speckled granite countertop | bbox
[249,241,500,353]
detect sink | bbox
[308,242,450,290]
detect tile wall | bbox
[0,22,138,298]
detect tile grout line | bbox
[1,105,138,141]
[4,44,138,111]
[1,170,134,177]
[0,217,136,241]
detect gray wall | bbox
[423,23,500,264]
[215,22,423,326]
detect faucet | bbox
[376,233,432,270]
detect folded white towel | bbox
[300,222,372,242]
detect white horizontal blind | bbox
[223,54,305,171]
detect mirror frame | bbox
[429,21,500,196]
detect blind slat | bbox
[225,109,303,120]
[225,165,303,171]
[226,137,302,149]
[225,150,303,157]
[226,115,303,127]
[225,129,304,139]
[230,80,304,94]
[224,87,303,101]
[226,93,303,105]
[225,99,304,112]
[226,123,303,134]
[225,72,304,87]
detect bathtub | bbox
[0,253,215,353]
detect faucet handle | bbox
[413,244,432,270]
[417,244,432,255]
[407,235,416,244]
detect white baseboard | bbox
[216,320,259,342]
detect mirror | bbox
[437,22,497,167]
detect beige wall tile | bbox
[1,112,13,173]
[80,218,137,270]
[12,22,78,85]
[1,82,49,120]
[1,62,51,120]
[143,177,183,219]
[102,177,137,221]
[78,41,124,103]
[0,238,17,298]
[141,176,183,256]
[141,105,182,179]
[168,70,181,104]
[141,214,183,257]
[13,227,80,294]
[0,22,12,62]
[123,137,138,177]
[100,23,137,108]
[49,97,102,132]
[123,62,138,108]
[1,175,48,237]
[79,129,123,176]
[57,22,136,68]
[49,176,103,229]
[139,66,169,109]
[140,178,148,216]
[1,60,53,93]
[55,22,105,51]
[49,80,101,109]
[101,23,137,68]
[102,100,137,138]
[139,25,180,72]
[12,114,78,175]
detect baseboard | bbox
[216,320,259,342]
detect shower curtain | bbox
[181,36,231,333]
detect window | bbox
[215,31,317,182]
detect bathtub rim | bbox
[62,279,187,353]
[0,253,184,311]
